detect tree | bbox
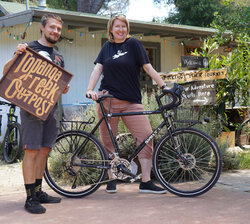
[153,0,221,27]
[4,0,129,14]
[212,0,250,36]
[46,0,129,14]
[76,0,106,13]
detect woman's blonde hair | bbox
[107,14,131,43]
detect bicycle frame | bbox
[99,102,174,161]
[70,93,200,171]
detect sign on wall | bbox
[160,69,227,83]
[0,47,73,121]
[181,56,209,68]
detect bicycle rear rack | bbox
[59,116,95,133]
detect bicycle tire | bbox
[3,123,23,163]
[153,128,222,197]
[235,118,249,149]
[44,130,108,198]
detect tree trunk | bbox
[77,0,106,14]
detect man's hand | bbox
[15,43,28,54]
[63,85,70,94]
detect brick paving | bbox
[0,167,250,224]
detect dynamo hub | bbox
[178,153,196,170]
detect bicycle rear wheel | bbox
[3,123,23,163]
[44,130,108,198]
[153,128,222,197]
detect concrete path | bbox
[0,167,250,224]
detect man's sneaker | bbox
[106,180,117,193]
[24,197,46,214]
[38,191,61,203]
[139,181,167,194]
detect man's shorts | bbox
[20,105,59,150]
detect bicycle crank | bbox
[110,157,136,180]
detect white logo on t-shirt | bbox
[113,50,128,59]
[38,51,52,61]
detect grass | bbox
[238,150,250,169]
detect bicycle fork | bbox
[168,116,189,165]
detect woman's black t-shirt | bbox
[94,37,149,104]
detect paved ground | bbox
[0,163,250,224]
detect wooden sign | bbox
[160,69,227,83]
[0,47,73,121]
[181,56,209,68]
[181,80,216,106]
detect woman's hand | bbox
[86,89,98,101]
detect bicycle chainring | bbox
[110,157,131,180]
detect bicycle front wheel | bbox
[44,130,108,198]
[153,128,222,197]
[3,123,23,163]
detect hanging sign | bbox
[181,56,209,68]
[181,80,216,106]
[160,69,227,83]
[0,47,73,121]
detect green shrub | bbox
[217,139,241,170]
[238,150,250,169]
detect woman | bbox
[86,14,167,194]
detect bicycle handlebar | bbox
[86,94,114,102]
[86,83,184,111]
[157,83,184,110]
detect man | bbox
[3,14,69,214]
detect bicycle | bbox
[44,83,222,198]
[0,101,23,163]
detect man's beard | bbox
[45,34,59,44]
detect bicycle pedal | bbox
[130,173,142,183]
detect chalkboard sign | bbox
[0,47,73,121]
[181,56,209,68]
[182,80,216,106]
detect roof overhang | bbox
[0,10,33,27]
[0,7,218,39]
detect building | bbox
[0,0,218,140]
